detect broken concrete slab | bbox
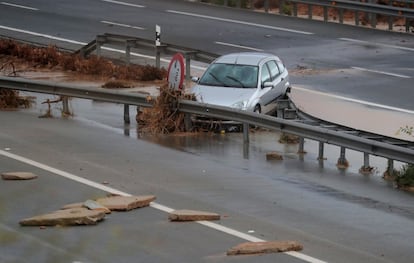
[61,202,84,210]
[83,199,111,214]
[19,208,106,226]
[1,172,37,180]
[227,241,303,256]
[95,195,156,211]
[266,152,283,161]
[168,209,220,221]
[61,200,111,213]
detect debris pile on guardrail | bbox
[137,83,196,134]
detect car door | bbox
[258,61,273,107]
[260,60,283,106]
[275,59,289,91]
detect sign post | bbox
[155,25,161,47]
[155,25,161,68]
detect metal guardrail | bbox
[0,76,152,108]
[0,76,413,165]
[197,0,414,32]
[76,33,219,80]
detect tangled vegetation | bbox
[0,39,166,81]
[0,39,167,109]
[137,84,196,134]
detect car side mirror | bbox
[191,76,199,83]
[262,82,273,89]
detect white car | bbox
[191,52,290,114]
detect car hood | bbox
[191,84,256,108]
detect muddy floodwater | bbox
[22,85,409,180]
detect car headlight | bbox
[231,101,247,110]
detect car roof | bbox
[214,52,279,66]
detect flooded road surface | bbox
[3,88,414,263]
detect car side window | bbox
[276,60,285,73]
[267,61,280,81]
[260,64,271,86]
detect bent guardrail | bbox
[0,76,413,166]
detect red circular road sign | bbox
[167,53,185,90]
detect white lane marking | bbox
[167,9,313,35]
[1,2,38,10]
[215,41,263,51]
[293,86,414,115]
[0,25,86,45]
[352,66,411,79]
[0,149,327,263]
[101,20,145,30]
[101,0,145,8]
[0,25,208,70]
[339,37,414,52]
[0,149,130,196]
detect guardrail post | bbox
[184,113,192,132]
[279,0,284,15]
[243,122,249,159]
[298,137,305,154]
[185,55,191,82]
[387,159,395,176]
[277,99,289,118]
[388,16,393,31]
[368,0,376,28]
[318,141,325,160]
[339,9,344,24]
[308,5,313,19]
[323,6,328,22]
[355,11,359,26]
[62,96,70,116]
[359,152,373,174]
[264,0,269,13]
[293,2,297,17]
[243,123,249,144]
[337,147,348,168]
[155,46,161,69]
[125,44,131,65]
[96,40,101,57]
[124,104,130,124]
[224,0,228,7]
[136,106,140,133]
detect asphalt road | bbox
[0,0,413,110]
[0,1,414,262]
[1,108,414,263]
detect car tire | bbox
[254,104,261,114]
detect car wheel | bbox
[254,104,261,114]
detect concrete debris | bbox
[227,241,303,256]
[168,209,220,221]
[266,152,283,161]
[96,195,156,211]
[61,202,84,210]
[83,199,111,214]
[19,208,106,226]
[1,172,38,180]
[61,200,111,214]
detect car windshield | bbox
[198,63,258,89]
